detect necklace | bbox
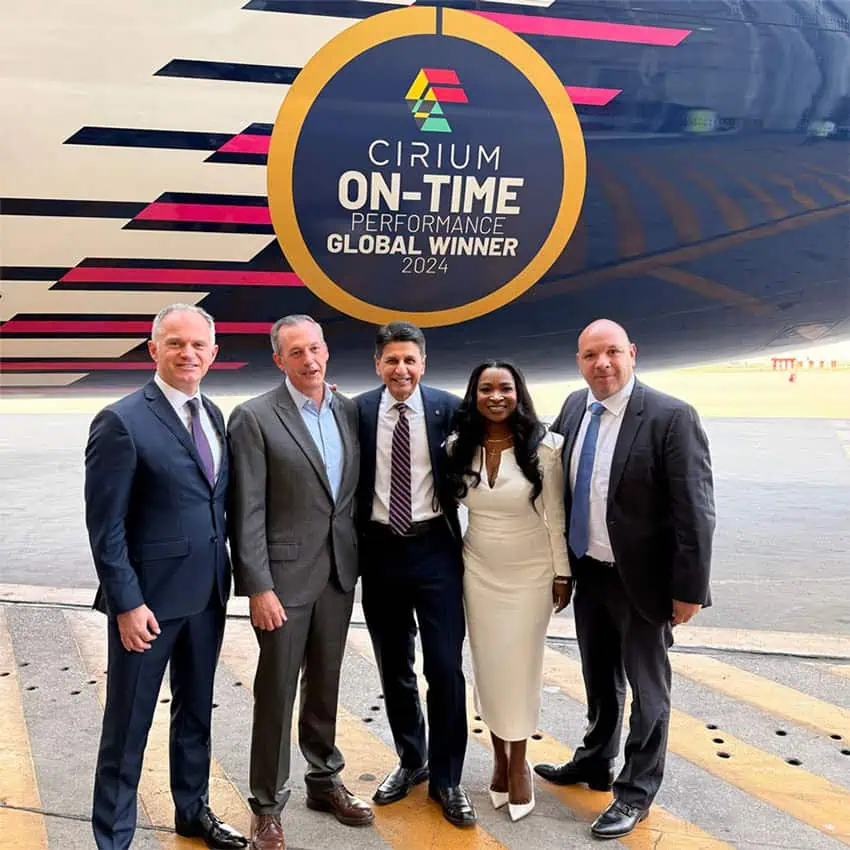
[484,435,513,444]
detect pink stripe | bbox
[218,134,271,154]
[474,11,690,46]
[1,320,272,334]
[423,68,460,84]
[430,87,468,104]
[1,361,247,371]
[135,202,272,225]
[61,267,303,287]
[566,85,621,106]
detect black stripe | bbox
[155,59,299,85]
[244,123,274,135]
[64,126,231,151]
[124,220,274,235]
[205,152,268,166]
[0,266,70,280]
[154,191,269,206]
[0,199,146,218]
[242,0,382,17]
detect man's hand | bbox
[117,604,161,652]
[250,590,287,631]
[552,578,573,613]
[671,599,702,627]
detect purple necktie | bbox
[186,398,215,486]
[389,402,412,534]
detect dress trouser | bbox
[360,520,468,789]
[92,597,226,850]
[571,563,673,809]
[248,577,355,815]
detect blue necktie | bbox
[186,398,216,486]
[569,402,606,559]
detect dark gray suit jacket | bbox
[550,378,716,623]
[226,382,360,608]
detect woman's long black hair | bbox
[446,360,547,504]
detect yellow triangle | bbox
[404,70,428,101]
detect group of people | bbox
[84,304,716,850]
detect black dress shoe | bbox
[590,799,648,839]
[175,806,248,849]
[373,764,429,805]
[533,759,614,791]
[428,785,477,827]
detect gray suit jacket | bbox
[226,382,360,608]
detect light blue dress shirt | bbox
[285,376,344,501]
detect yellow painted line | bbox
[671,654,850,742]
[651,266,774,317]
[541,647,850,844]
[722,171,787,220]
[685,170,749,231]
[345,629,732,850]
[802,162,850,185]
[67,610,250,849]
[767,175,819,210]
[594,160,646,258]
[0,607,49,849]
[800,175,850,203]
[825,665,850,681]
[629,158,702,244]
[220,620,508,850]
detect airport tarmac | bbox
[1,369,849,848]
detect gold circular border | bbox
[267,6,587,328]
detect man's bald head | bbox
[576,318,637,400]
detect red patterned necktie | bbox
[388,402,412,534]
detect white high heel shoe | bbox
[489,787,509,809]
[508,762,536,822]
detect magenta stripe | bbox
[1,320,272,334]
[61,267,302,287]
[566,86,621,106]
[135,202,272,225]
[474,11,690,45]
[0,361,247,371]
[218,134,271,154]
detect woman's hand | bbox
[552,577,573,613]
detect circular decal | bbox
[267,7,586,327]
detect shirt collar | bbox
[285,375,333,413]
[380,383,423,415]
[587,375,635,418]
[154,372,201,410]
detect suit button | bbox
[210,536,218,543]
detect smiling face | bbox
[576,320,636,400]
[273,320,329,396]
[375,341,426,402]
[147,309,218,395]
[476,367,518,424]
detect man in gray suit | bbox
[227,314,374,850]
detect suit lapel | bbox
[420,385,444,474]
[607,381,645,503]
[331,391,355,501]
[561,391,588,478]
[273,383,333,501]
[203,395,227,491]
[144,381,212,488]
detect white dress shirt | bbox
[569,375,635,563]
[372,385,440,524]
[154,372,222,478]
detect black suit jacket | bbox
[355,384,463,540]
[550,379,715,623]
[85,379,231,621]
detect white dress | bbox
[460,430,570,741]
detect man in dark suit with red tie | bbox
[535,319,715,839]
[355,321,476,828]
[84,304,246,850]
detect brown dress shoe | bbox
[250,814,285,850]
[306,785,375,827]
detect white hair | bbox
[151,303,216,345]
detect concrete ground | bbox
[1,369,849,848]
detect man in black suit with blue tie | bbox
[84,303,246,850]
[535,319,715,840]
[355,321,476,827]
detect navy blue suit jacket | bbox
[355,384,462,539]
[84,379,231,621]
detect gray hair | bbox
[270,314,324,355]
[151,303,216,345]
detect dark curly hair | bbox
[446,360,546,505]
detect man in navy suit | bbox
[355,321,476,827]
[84,303,246,850]
[534,319,715,839]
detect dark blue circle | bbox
[291,34,565,313]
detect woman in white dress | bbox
[446,361,571,822]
